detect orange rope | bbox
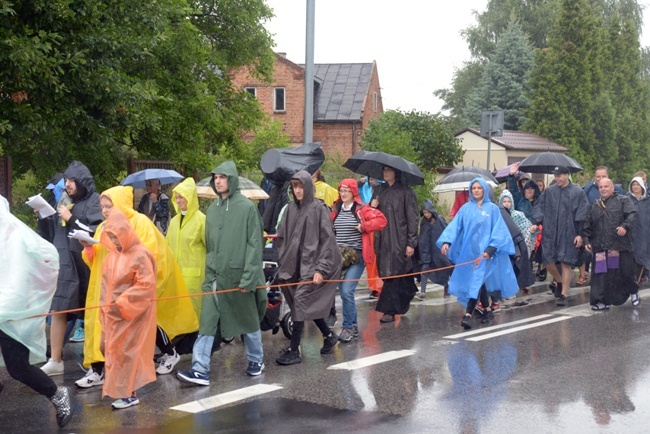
[26,257,485,319]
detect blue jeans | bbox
[339,252,365,329]
[191,329,264,374]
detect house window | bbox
[245,87,256,97]
[274,87,285,112]
[373,92,378,113]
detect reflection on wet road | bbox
[2,283,650,432]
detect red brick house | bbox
[230,53,384,159]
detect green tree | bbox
[361,110,463,171]
[524,0,604,170]
[463,0,560,60]
[463,20,534,130]
[0,0,275,189]
[434,60,485,130]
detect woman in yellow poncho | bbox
[166,178,206,319]
[78,186,198,388]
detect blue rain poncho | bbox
[437,178,519,306]
[0,195,59,366]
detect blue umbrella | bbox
[120,168,184,189]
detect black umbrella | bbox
[260,142,325,184]
[343,150,424,186]
[518,152,584,174]
[433,165,498,193]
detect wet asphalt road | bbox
[2,280,650,433]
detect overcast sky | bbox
[264,0,650,114]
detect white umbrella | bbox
[196,177,269,200]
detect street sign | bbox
[480,110,504,137]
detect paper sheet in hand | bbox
[25,193,56,218]
[68,229,98,245]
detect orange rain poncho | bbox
[82,186,198,368]
[99,210,157,398]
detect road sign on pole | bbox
[480,110,504,171]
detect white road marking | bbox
[466,316,571,342]
[443,314,554,339]
[327,350,416,370]
[170,384,283,413]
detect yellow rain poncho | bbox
[166,178,206,318]
[99,210,157,399]
[82,186,198,367]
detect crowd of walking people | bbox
[1,156,648,428]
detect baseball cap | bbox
[552,166,570,175]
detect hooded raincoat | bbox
[330,178,387,264]
[51,161,103,313]
[0,196,59,366]
[531,180,589,266]
[200,161,266,338]
[499,190,535,255]
[276,170,343,321]
[82,186,198,367]
[508,177,541,222]
[627,177,650,272]
[498,191,535,290]
[99,210,157,399]
[166,178,206,318]
[418,199,453,286]
[437,178,519,306]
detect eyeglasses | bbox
[339,189,352,194]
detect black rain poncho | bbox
[51,161,103,314]
[372,176,419,315]
[531,182,589,266]
[276,171,343,321]
[627,177,650,272]
[583,192,638,306]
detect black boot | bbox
[321,332,338,354]
[276,348,302,365]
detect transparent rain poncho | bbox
[0,195,59,366]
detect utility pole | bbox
[304,0,315,144]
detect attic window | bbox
[245,87,257,97]
[274,87,286,112]
[373,92,378,113]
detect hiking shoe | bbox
[156,349,180,375]
[461,315,472,329]
[379,314,395,323]
[414,292,425,301]
[276,348,302,365]
[556,295,567,306]
[481,310,494,324]
[321,332,338,354]
[50,387,72,427]
[338,328,356,343]
[631,293,641,306]
[490,302,501,313]
[69,327,85,343]
[246,361,265,376]
[176,369,210,386]
[325,314,337,328]
[75,366,104,388]
[369,290,380,299]
[591,303,609,311]
[41,358,64,377]
[112,394,139,409]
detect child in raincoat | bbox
[99,210,157,409]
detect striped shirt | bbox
[334,205,362,249]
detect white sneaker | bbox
[631,293,640,306]
[41,358,64,376]
[156,349,180,375]
[75,367,104,388]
